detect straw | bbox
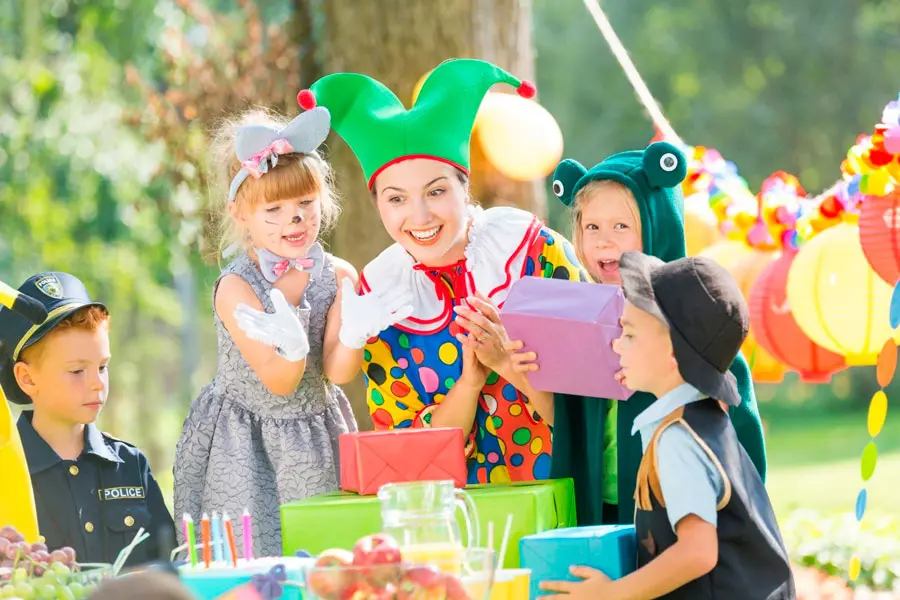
[112,527,149,576]
[497,514,513,569]
[224,512,238,568]
[487,521,495,554]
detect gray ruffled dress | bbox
[173,246,357,557]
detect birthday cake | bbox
[178,556,312,600]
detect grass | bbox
[762,401,900,518]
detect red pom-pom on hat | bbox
[297,89,317,110]
[517,80,537,99]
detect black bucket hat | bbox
[0,272,107,405]
[618,252,749,406]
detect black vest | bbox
[634,399,795,600]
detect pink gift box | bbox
[499,277,633,400]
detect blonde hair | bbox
[208,108,341,260]
[571,180,642,277]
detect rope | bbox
[580,0,684,146]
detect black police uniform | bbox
[0,272,176,568]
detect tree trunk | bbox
[320,0,544,428]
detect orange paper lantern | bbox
[699,241,787,382]
[748,251,846,382]
[859,190,900,285]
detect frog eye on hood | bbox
[642,141,688,189]
[552,159,589,207]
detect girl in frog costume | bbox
[509,143,767,524]
[298,59,588,483]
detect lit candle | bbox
[201,513,211,568]
[241,508,253,561]
[223,512,238,568]
[183,514,198,567]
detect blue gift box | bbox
[520,525,636,598]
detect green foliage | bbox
[782,510,900,592]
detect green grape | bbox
[38,572,56,584]
[55,586,75,600]
[11,569,28,584]
[66,582,84,600]
[49,564,69,577]
[13,582,34,599]
[36,583,57,600]
[0,584,18,598]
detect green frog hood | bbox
[552,141,688,262]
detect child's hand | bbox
[540,566,614,599]
[503,340,539,373]
[234,288,310,362]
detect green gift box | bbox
[280,479,576,569]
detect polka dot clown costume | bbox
[298,59,589,483]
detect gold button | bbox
[84,522,94,533]
[124,516,135,527]
[69,465,79,476]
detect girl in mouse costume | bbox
[297,59,589,483]
[508,143,767,526]
[173,107,413,556]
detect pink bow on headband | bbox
[272,257,316,279]
[242,138,295,179]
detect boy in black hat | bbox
[0,272,175,567]
[541,253,794,600]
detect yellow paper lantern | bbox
[684,194,723,256]
[699,241,786,382]
[474,93,564,182]
[0,397,40,542]
[786,221,899,365]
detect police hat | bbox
[0,273,107,405]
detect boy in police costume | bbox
[541,253,794,600]
[0,272,175,568]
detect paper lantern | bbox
[859,190,900,285]
[684,194,723,256]
[749,251,846,382]
[699,241,786,382]
[786,221,899,365]
[0,398,40,542]
[474,93,564,182]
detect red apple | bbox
[340,580,378,600]
[353,534,403,588]
[443,574,472,600]
[396,565,448,600]
[308,548,357,600]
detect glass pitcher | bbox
[377,480,480,566]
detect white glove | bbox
[338,278,415,349]
[234,288,310,362]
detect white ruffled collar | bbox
[360,205,542,334]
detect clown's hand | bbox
[338,278,414,349]
[234,288,310,362]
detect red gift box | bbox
[339,427,467,495]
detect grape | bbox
[35,583,56,600]
[47,553,66,566]
[15,543,31,558]
[4,547,19,561]
[0,528,16,542]
[31,565,45,578]
[13,582,34,599]
[0,539,9,555]
[56,586,75,600]
[12,569,28,584]
[59,549,74,565]
[32,551,49,564]
[48,564,68,577]
[0,584,16,598]
[66,583,84,600]
[29,544,47,555]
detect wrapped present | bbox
[520,525,636,598]
[281,479,576,570]
[499,277,633,400]
[180,558,310,600]
[339,428,467,495]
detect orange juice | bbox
[401,542,464,573]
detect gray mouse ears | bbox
[227,107,331,203]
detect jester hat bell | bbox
[296,58,537,189]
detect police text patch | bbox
[100,486,145,501]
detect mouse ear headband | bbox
[226,107,332,204]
